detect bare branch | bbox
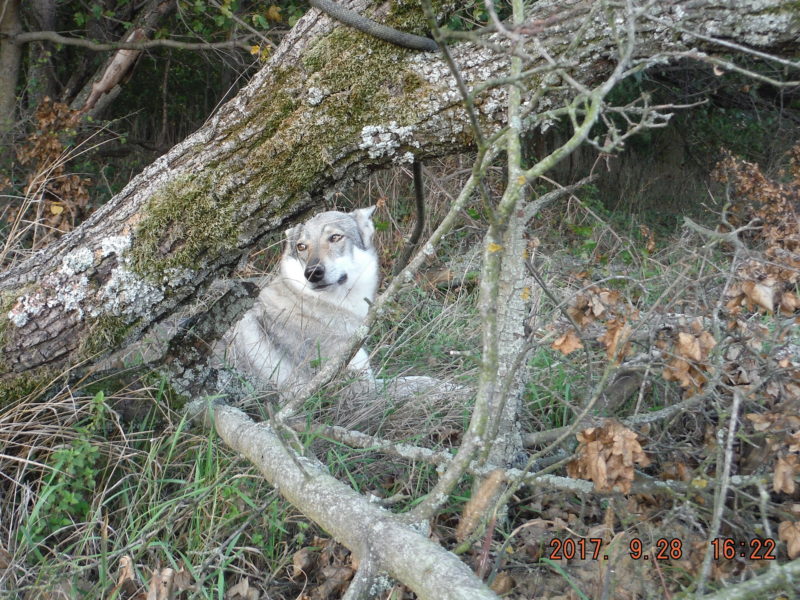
[188,399,500,600]
[697,557,800,600]
[696,388,744,596]
[9,30,255,51]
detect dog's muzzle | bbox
[305,263,325,284]
[304,263,348,289]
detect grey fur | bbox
[217,207,379,394]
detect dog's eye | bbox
[329,234,343,243]
[296,243,307,252]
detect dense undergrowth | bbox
[1,138,798,599]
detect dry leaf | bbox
[780,291,800,315]
[663,357,693,388]
[567,421,650,493]
[778,521,800,559]
[640,224,656,253]
[676,332,702,362]
[265,5,282,22]
[456,469,505,542]
[227,577,260,600]
[490,571,515,595]
[774,454,799,494]
[293,547,318,578]
[108,555,142,599]
[742,280,775,313]
[552,330,583,356]
[598,317,632,360]
[746,412,774,432]
[313,566,353,599]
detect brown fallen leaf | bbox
[293,547,319,579]
[742,280,775,313]
[676,332,702,362]
[227,577,260,600]
[567,421,650,493]
[774,454,799,494]
[780,291,800,315]
[778,521,800,559]
[456,469,505,542]
[312,566,353,600]
[490,571,515,595]
[552,330,583,356]
[107,555,142,600]
[598,317,632,361]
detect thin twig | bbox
[11,29,255,51]
[695,388,743,597]
[392,161,426,276]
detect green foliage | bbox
[177,0,284,38]
[8,380,302,595]
[443,0,512,31]
[21,392,108,558]
[525,348,579,429]
[688,105,781,164]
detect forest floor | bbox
[1,148,799,599]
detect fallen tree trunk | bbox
[191,399,500,600]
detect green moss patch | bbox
[0,369,58,409]
[130,173,240,280]
[79,314,135,362]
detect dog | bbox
[219,206,379,394]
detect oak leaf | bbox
[742,280,775,313]
[778,521,800,559]
[774,454,799,494]
[568,421,650,493]
[598,317,632,360]
[552,330,583,355]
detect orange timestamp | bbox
[546,537,778,561]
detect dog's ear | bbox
[352,206,376,248]
[284,225,298,255]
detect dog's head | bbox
[282,206,378,294]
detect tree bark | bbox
[0,0,21,136]
[23,0,57,113]
[1,0,798,393]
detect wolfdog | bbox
[219,207,379,393]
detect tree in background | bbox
[1,0,292,252]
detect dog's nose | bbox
[304,264,325,283]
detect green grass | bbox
[524,348,582,430]
[372,285,481,379]
[3,382,296,598]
